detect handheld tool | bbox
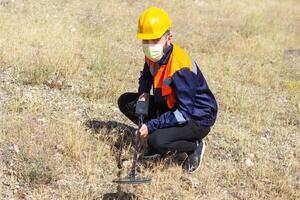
[113,100,151,184]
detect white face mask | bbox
[142,43,164,62]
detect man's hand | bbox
[136,124,149,140]
[138,93,149,102]
[136,93,149,140]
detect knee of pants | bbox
[148,133,166,153]
[117,93,129,112]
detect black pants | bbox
[118,93,210,154]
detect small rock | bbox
[247,153,255,158]
[2,179,10,186]
[0,0,10,6]
[284,49,300,57]
[244,158,254,167]
[122,160,132,168]
[3,169,12,175]
[55,144,65,154]
[211,140,219,148]
[260,136,268,143]
[195,0,208,7]
[111,106,119,111]
[36,117,47,124]
[13,144,20,155]
[180,176,200,189]
[44,77,65,89]
[22,89,33,98]
[56,179,69,188]
[16,190,26,199]
[295,172,300,182]
[80,68,92,77]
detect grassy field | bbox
[0,0,299,199]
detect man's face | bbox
[142,32,172,53]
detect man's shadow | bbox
[101,191,138,200]
[84,118,188,168]
[85,119,139,200]
[84,119,188,199]
[84,119,136,168]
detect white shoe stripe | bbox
[188,140,206,174]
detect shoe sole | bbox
[188,140,206,174]
[143,154,161,160]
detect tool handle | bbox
[130,114,144,178]
[138,114,144,129]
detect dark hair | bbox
[163,29,171,37]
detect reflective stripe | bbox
[173,109,186,123]
[192,60,198,75]
[149,62,160,76]
[162,77,172,86]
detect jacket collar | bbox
[158,43,173,65]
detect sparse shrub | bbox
[89,56,111,74]
[286,80,300,113]
[239,13,266,38]
[16,65,51,85]
[16,153,52,185]
[286,80,300,92]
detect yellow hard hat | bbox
[137,7,172,40]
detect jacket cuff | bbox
[138,85,150,95]
[145,119,159,134]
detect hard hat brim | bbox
[137,29,167,40]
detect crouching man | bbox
[118,7,218,173]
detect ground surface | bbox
[0,0,299,199]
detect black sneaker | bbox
[183,140,206,173]
[142,148,161,160]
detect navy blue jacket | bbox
[138,44,218,133]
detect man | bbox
[118,7,218,173]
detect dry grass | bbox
[0,0,299,199]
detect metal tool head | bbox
[113,176,151,185]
